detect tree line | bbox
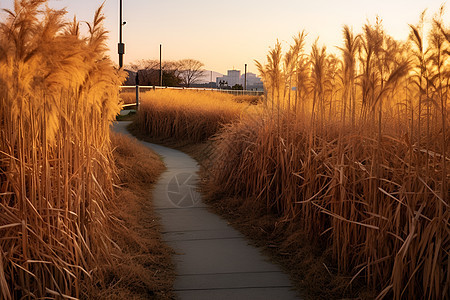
[127,58,205,87]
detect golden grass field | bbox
[135,13,448,300]
[134,89,254,142]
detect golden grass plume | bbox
[0,1,125,298]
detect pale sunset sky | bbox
[0,0,447,74]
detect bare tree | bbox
[127,58,205,87]
[127,59,159,72]
[178,59,205,87]
[126,59,183,86]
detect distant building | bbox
[244,72,263,90]
[216,70,241,88]
[216,70,263,90]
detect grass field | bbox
[133,11,448,300]
[134,89,254,142]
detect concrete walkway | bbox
[112,121,299,300]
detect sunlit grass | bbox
[133,8,449,300]
[135,89,252,142]
[211,11,448,300]
[0,1,125,298]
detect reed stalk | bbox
[0,1,125,298]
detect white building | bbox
[216,70,241,88]
[244,72,263,87]
[216,70,263,89]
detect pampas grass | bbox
[122,5,447,300]
[210,11,448,300]
[0,1,125,298]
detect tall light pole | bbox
[159,44,163,86]
[244,64,247,91]
[118,0,125,68]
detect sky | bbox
[0,0,447,75]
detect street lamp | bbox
[244,64,247,91]
[160,44,162,86]
[118,0,126,68]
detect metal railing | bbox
[120,85,264,95]
[119,85,264,110]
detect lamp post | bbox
[159,44,163,86]
[118,0,126,68]
[244,64,247,91]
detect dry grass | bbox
[232,95,263,105]
[0,1,131,298]
[209,13,449,300]
[134,89,251,142]
[84,132,173,299]
[121,88,260,108]
[210,109,448,299]
[124,6,447,300]
[120,91,137,105]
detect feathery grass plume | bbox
[359,19,384,120]
[310,39,328,128]
[408,9,430,153]
[127,6,448,300]
[291,31,308,114]
[255,40,283,113]
[338,25,360,127]
[0,1,125,298]
[208,11,448,300]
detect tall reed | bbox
[0,1,124,298]
[211,11,448,300]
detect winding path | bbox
[113,121,299,300]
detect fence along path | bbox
[120,85,264,109]
[112,121,299,300]
[120,85,264,95]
